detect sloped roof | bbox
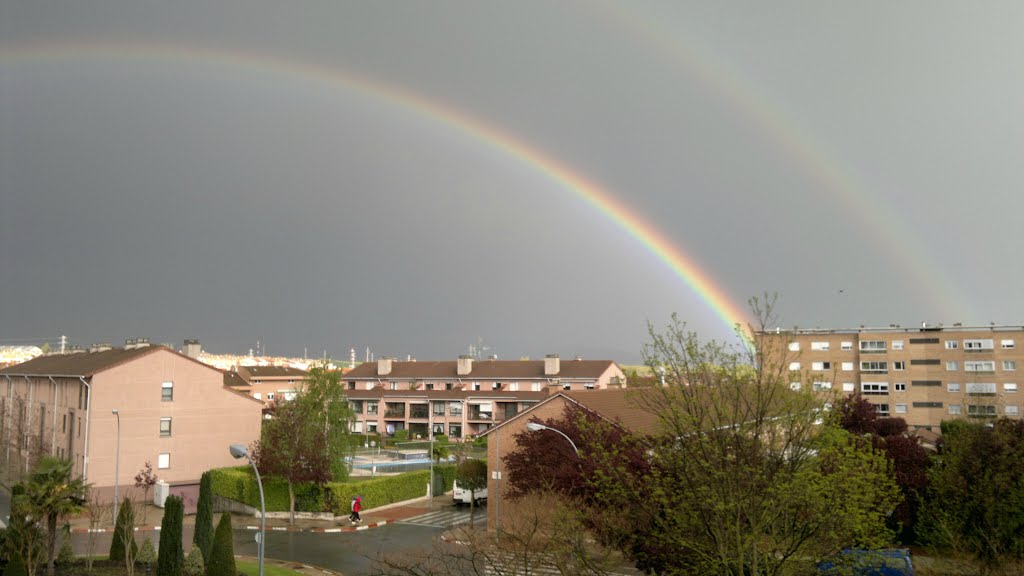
[238,365,309,378]
[344,359,617,380]
[223,371,249,388]
[0,346,164,377]
[482,388,664,439]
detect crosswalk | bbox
[397,508,483,528]
[482,559,638,576]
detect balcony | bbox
[410,406,429,419]
[467,410,493,421]
[384,409,406,419]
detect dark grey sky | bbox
[3,2,1023,363]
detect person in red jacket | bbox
[350,495,362,523]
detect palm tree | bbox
[20,457,89,576]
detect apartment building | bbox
[229,365,309,405]
[759,325,1024,431]
[0,342,263,504]
[342,355,627,440]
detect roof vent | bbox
[89,343,113,353]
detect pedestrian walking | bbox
[350,495,362,523]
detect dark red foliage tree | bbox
[875,417,909,438]
[834,394,879,435]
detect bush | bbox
[392,429,409,442]
[56,528,75,566]
[183,546,205,576]
[109,497,138,562]
[137,538,157,567]
[207,513,236,576]
[157,495,184,576]
[6,552,26,576]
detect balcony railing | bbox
[384,409,406,419]
[468,411,493,421]
[410,407,429,419]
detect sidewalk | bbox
[67,493,459,534]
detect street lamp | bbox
[230,444,265,576]
[112,409,120,525]
[526,421,579,456]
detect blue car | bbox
[818,549,914,576]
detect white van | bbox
[452,479,487,506]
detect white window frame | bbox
[1002,339,1016,349]
[842,382,855,392]
[789,362,801,371]
[860,341,886,352]
[811,361,831,371]
[893,361,906,371]
[860,361,888,373]
[895,404,908,414]
[949,404,962,415]
[965,382,997,395]
[160,417,171,437]
[842,362,854,371]
[811,341,830,351]
[158,453,170,469]
[841,341,853,351]
[895,382,907,392]
[1004,360,1017,371]
[947,382,961,393]
[790,382,802,391]
[965,361,996,372]
[945,341,959,350]
[788,342,800,352]
[1006,405,1020,416]
[861,382,889,395]
[963,339,994,351]
[892,340,904,350]
[1004,383,1018,393]
[161,381,173,402]
[946,361,959,371]
[812,381,832,392]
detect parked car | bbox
[452,479,487,506]
[818,548,914,576]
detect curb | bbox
[70,526,162,534]
[244,520,392,533]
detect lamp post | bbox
[526,421,579,456]
[428,414,434,510]
[230,444,264,576]
[112,409,120,525]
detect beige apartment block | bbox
[759,325,1024,431]
[0,342,263,505]
[343,355,627,440]
[228,365,310,405]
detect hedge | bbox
[210,464,457,514]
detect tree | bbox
[136,538,157,572]
[6,484,45,576]
[18,457,87,576]
[109,496,138,575]
[454,459,488,509]
[206,513,236,576]
[503,297,901,576]
[919,418,1024,573]
[250,362,355,523]
[193,472,214,563]
[183,546,205,576]
[157,495,184,576]
[133,462,158,524]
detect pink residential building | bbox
[0,341,263,506]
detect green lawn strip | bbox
[237,559,306,576]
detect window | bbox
[947,382,961,393]
[531,382,542,392]
[949,404,962,415]
[446,382,454,391]
[492,382,502,390]
[875,404,890,416]
[893,361,906,371]
[158,453,170,469]
[860,341,886,352]
[813,382,832,392]
[161,381,173,401]
[160,417,171,437]
[390,381,398,391]
[895,382,907,392]
[563,383,571,390]
[841,341,853,351]
[448,424,462,438]
[253,392,262,400]
[432,401,446,416]
[967,405,997,417]
[472,382,481,391]
[509,382,519,391]
[789,362,801,371]
[449,401,463,416]
[366,401,378,415]
[946,340,959,349]
[965,361,996,372]
[266,392,275,401]
[842,362,854,371]
[788,342,800,351]
[1006,383,1019,393]
[790,382,802,391]
[861,382,889,395]
[966,383,997,395]
[895,404,908,414]
[425,383,434,390]
[811,361,832,371]
[964,339,994,351]
[892,340,904,351]
[1004,361,1017,371]
[62,414,67,433]
[811,341,830,351]
[843,383,855,392]
[1006,405,1020,416]
[860,361,888,373]
[946,361,959,371]
[1002,339,1015,349]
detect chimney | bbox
[183,339,202,358]
[544,354,560,376]
[377,357,393,376]
[89,343,113,353]
[124,338,150,350]
[67,346,85,354]
[457,355,473,376]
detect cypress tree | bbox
[193,471,214,563]
[183,546,205,576]
[157,495,184,576]
[206,513,236,576]
[108,497,138,562]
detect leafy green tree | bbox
[193,472,214,563]
[250,363,355,523]
[206,513,236,576]
[919,418,1024,572]
[18,457,87,576]
[455,459,488,508]
[157,495,184,576]
[5,484,45,576]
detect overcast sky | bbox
[2,2,1023,363]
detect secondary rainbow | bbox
[0,41,752,337]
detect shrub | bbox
[7,552,26,576]
[157,495,184,576]
[138,537,157,565]
[56,528,75,566]
[183,546,205,576]
[192,472,214,564]
[109,498,138,562]
[206,513,236,576]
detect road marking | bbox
[397,508,480,528]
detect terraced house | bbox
[760,324,1024,432]
[342,355,627,440]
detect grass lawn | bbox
[53,559,304,576]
